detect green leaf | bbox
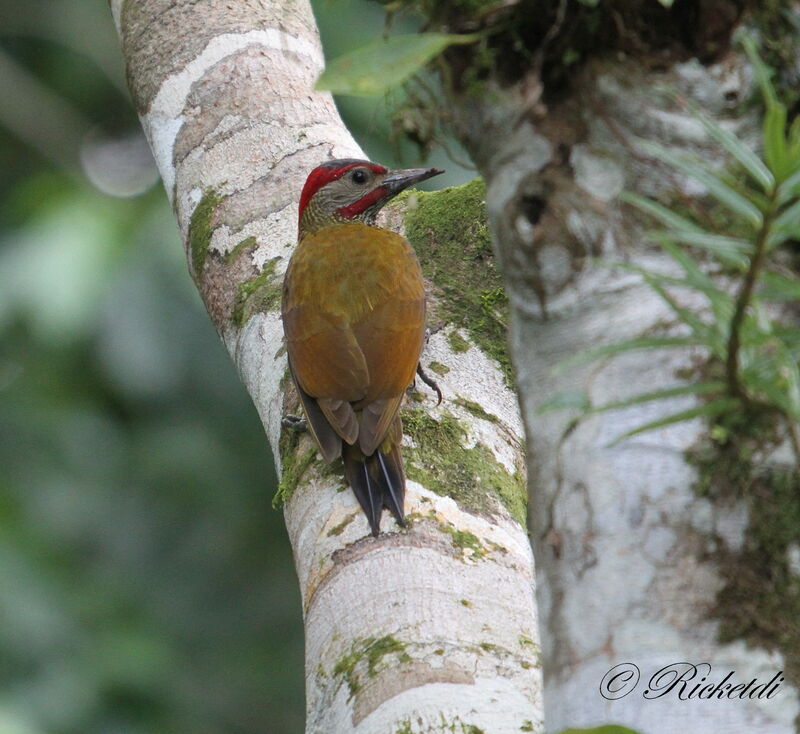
[653,230,751,269]
[770,198,800,243]
[779,356,800,419]
[620,192,703,233]
[316,34,476,97]
[551,336,699,374]
[788,116,800,166]
[759,271,800,301]
[591,381,726,414]
[741,35,792,180]
[763,101,789,181]
[609,262,722,351]
[697,115,774,193]
[777,167,800,204]
[742,34,778,106]
[774,323,800,358]
[621,191,751,267]
[637,141,763,229]
[608,397,740,446]
[537,390,592,414]
[656,239,735,325]
[742,340,800,420]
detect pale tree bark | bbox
[112,1,540,733]
[430,3,800,734]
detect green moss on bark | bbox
[437,520,487,558]
[327,513,356,537]
[273,424,318,508]
[403,179,514,385]
[448,330,471,354]
[333,635,411,698]
[688,407,800,691]
[453,396,499,423]
[232,256,282,327]
[402,407,526,525]
[225,235,257,264]
[188,188,223,277]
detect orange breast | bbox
[282,222,426,403]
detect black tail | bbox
[343,443,406,536]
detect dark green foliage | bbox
[0,177,304,734]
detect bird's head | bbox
[297,158,444,240]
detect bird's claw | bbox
[415,363,443,406]
[282,415,307,432]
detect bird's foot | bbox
[281,415,307,432]
[415,363,443,406]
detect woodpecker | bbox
[281,158,443,536]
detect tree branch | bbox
[113,1,541,731]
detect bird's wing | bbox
[357,395,405,456]
[282,304,369,402]
[317,397,359,446]
[351,275,426,456]
[289,368,343,462]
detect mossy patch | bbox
[710,465,800,687]
[687,406,800,690]
[438,520,487,558]
[225,235,257,264]
[402,408,527,525]
[428,360,450,376]
[327,512,356,537]
[448,330,471,354]
[333,635,411,698]
[453,396,499,423]
[404,179,514,385]
[428,717,487,734]
[232,256,282,327]
[394,716,485,734]
[188,188,224,277]
[273,425,318,507]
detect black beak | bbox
[382,166,445,196]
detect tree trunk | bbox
[112,1,540,732]
[436,4,800,733]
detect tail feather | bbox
[377,448,406,529]
[343,443,406,536]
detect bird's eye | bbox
[351,169,368,184]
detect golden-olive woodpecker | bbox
[281,159,443,536]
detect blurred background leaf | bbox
[0,0,471,731]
